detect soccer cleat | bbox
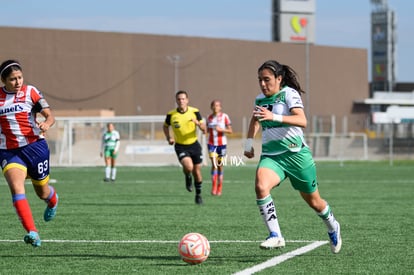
[328,221,342,254]
[185,174,193,192]
[260,232,286,249]
[44,194,59,222]
[24,231,41,247]
[103,178,110,182]
[195,194,203,205]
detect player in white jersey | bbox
[0,59,59,247]
[100,123,120,182]
[244,60,342,253]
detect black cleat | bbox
[195,195,203,205]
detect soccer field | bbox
[0,161,412,274]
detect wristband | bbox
[272,114,283,123]
[244,138,253,152]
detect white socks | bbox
[111,168,117,180]
[317,204,337,232]
[105,167,117,180]
[105,166,111,179]
[257,195,282,237]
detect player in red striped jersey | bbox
[206,100,232,195]
[0,60,59,247]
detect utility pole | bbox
[167,55,181,95]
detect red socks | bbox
[13,194,37,232]
[46,186,58,208]
[211,172,218,195]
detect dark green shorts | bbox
[258,146,318,193]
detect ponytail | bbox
[258,60,305,95]
[281,65,305,95]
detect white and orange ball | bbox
[178,232,210,264]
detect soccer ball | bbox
[178,232,210,264]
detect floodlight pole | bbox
[167,54,181,95]
[305,23,310,134]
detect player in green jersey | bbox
[244,60,342,253]
[100,123,120,182]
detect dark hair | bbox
[175,90,188,98]
[210,99,220,108]
[0,59,22,80]
[258,60,305,94]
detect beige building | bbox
[0,27,369,133]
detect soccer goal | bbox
[47,116,207,167]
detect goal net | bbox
[47,116,207,167]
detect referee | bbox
[163,90,206,204]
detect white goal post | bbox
[47,116,207,167]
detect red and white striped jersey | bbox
[0,85,46,149]
[206,112,231,146]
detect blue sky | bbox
[0,0,412,82]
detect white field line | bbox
[233,241,328,275]
[1,238,328,273]
[0,239,323,244]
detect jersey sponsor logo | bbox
[258,104,273,112]
[0,104,24,115]
[207,122,217,128]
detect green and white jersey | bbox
[255,86,306,156]
[101,130,120,152]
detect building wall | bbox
[0,27,369,133]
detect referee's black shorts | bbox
[174,141,203,164]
